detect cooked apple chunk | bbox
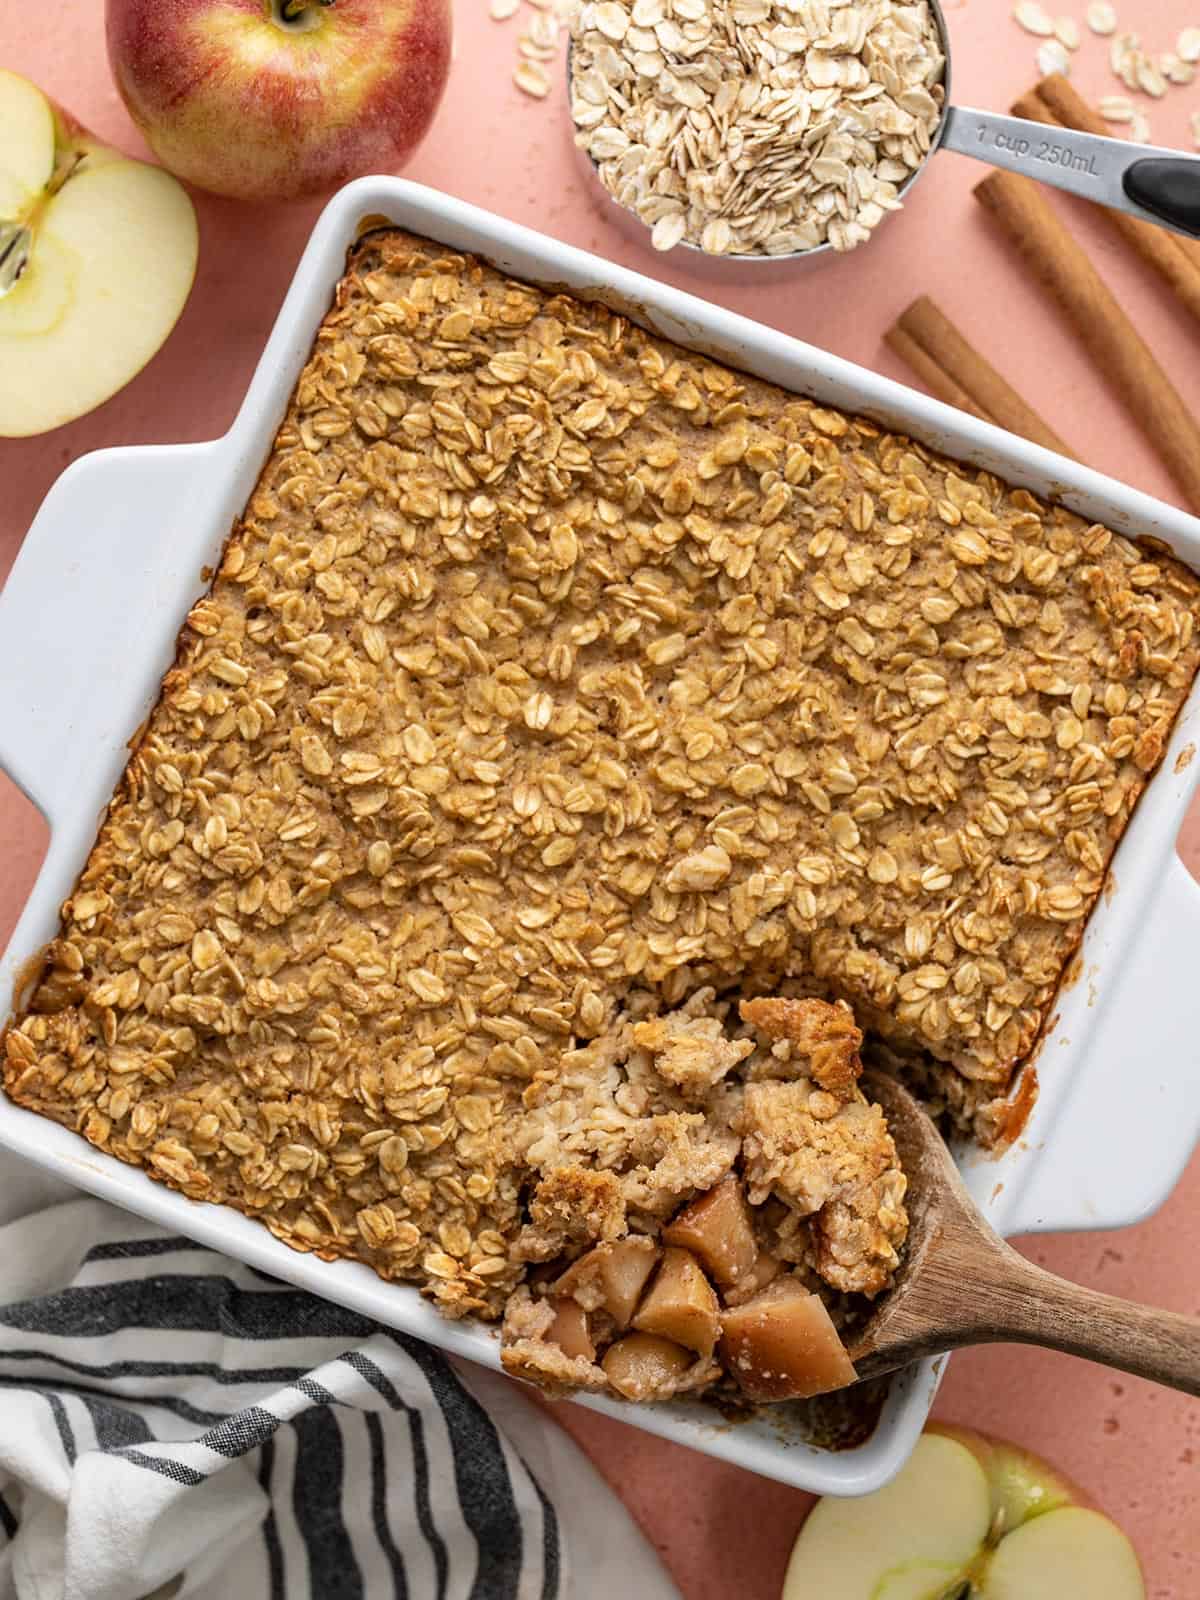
[547,1298,595,1362]
[602,1333,700,1401]
[662,1175,758,1292]
[722,1250,782,1307]
[632,1247,721,1357]
[719,1280,857,1401]
[552,1237,660,1328]
[500,1286,607,1396]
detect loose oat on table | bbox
[6,230,1200,1359]
[1097,94,1134,122]
[1108,31,1173,98]
[1129,109,1151,142]
[1013,2,1055,39]
[1053,16,1081,50]
[1134,57,1168,97]
[514,59,552,96]
[1111,30,1140,88]
[1036,38,1072,77]
[1161,54,1195,87]
[569,0,945,256]
[1085,2,1117,37]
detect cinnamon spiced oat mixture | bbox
[6,230,1200,1344]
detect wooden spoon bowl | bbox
[847,1072,1200,1396]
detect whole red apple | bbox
[106,0,452,202]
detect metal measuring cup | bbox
[568,0,1200,277]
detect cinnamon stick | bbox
[1015,75,1200,326]
[975,170,1200,512]
[884,322,991,423]
[887,296,1077,457]
[1010,89,1060,129]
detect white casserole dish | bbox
[3,177,1200,1497]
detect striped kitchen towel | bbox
[0,1156,679,1600]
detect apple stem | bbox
[46,149,86,201]
[279,0,335,20]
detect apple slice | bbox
[984,1507,1144,1599]
[783,1426,1146,1600]
[546,1299,595,1362]
[932,1424,1074,1538]
[552,1238,659,1329]
[0,69,55,218]
[783,1432,993,1600]
[0,70,198,437]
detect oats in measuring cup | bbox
[569,0,946,255]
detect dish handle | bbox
[1004,846,1200,1236]
[0,441,226,827]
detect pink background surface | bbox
[2,3,1199,1596]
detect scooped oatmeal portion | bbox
[501,991,906,1402]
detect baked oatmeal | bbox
[6,229,1200,1399]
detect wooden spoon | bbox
[846,1072,1200,1395]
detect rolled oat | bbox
[569,0,945,255]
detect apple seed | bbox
[0,223,32,298]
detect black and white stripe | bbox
[0,1195,562,1600]
[0,1157,681,1600]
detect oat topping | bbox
[569,0,945,255]
[5,231,1200,1338]
[739,995,862,1099]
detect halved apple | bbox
[782,1425,1145,1600]
[0,70,198,437]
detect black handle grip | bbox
[1123,158,1200,238]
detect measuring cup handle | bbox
[940,105,1200,241]
[1124,158,1200,236]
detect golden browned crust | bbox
[738,996,863,1101]
[516,1166,629,1262]
[6,228,1200,1327]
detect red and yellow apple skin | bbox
[106,0,452,202]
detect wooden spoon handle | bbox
[951,1247,1200,1397]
